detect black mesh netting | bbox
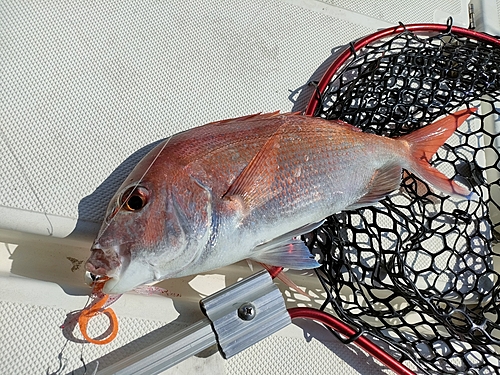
[303,24,500,375]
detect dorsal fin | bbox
[331,119,363,132]
[208,111,282,126]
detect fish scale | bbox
[85,110,475,294]
[237,122,391,236]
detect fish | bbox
[85,109,475,294]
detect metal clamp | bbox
[96,270,290,374]
[200,269,291,359]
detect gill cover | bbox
[158,173,214,276]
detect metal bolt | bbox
[237,302,256,321]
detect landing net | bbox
[304,21,500,374]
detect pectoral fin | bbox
[223,125,283,210]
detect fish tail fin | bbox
[399,108,477,199]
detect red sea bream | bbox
[85,110,474,294]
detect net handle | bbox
[304,23,500,116]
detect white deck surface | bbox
[0,1,495,374]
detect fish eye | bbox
[121,186,149,211]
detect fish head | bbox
[85,144,212,294]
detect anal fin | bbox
[258,263,311,298]
[250,221,324,269]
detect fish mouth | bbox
[85,246,156,294]
[100,260,156,294]
[85,247,122,278]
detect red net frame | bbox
[305,23,500,116]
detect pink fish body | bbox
[86,110,474,294]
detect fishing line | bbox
[87,361,99,375]
[94,136,172,244]
[77,346,99,375]
[46,341,69,375]
[79,346,87,374]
